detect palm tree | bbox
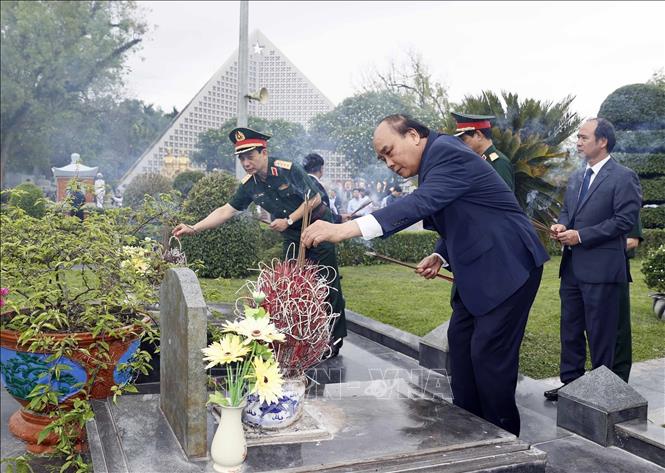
[456,91,582,228]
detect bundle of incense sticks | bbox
[297,191,314,267]
[365,251,455,283]
[349,199,372,217]
[530,218,557,235]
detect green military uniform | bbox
[228,152,347,343]
[448,113,515,305]
[613,217,643,382]
[481,144,515,191]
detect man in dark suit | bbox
[544,118,641,400]
[302,114,549,436]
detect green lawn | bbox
[199,256,665,379]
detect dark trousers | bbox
[612,281,632,382]
[282,239,347,341]
[559,260,620,383]
[448,265,543,436]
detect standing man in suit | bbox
[544,118,641,400]
[301,114,549,436]
[451,112,515,191]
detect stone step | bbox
[614,419,665,468]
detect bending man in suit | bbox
[301,114,549,436]
[544,118,641,400]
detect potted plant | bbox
[203,301,284,472]
[0,190,179,470]
[236,256,340,429]
[642,244,665,320]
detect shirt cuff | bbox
[577,231,582,244]
[355,215,383,240]
[433,253,449,267]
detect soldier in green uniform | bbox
[451,112,515,191]
[613,218,644,382]
[173,128,347,357]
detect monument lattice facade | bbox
[119,30,335,189]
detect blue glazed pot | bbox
[242,375,306,429]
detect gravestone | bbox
[557,365,648,446]
[419,320,451,374]
[160,268,209,459]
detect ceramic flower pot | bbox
[211,401,247,473]
[242,374,306,429]
[0,311,150,453]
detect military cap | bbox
[451,112,495,136]
[229,127,271,155]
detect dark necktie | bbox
[578,168,594,204]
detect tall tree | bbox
[0,1,147,186]
[191,117,309,173]
[457,91,582,225]
[361,50,450,130]
[309,90,435,176]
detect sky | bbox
[123,1,665,121]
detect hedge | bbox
[614,130,665,154]
[641,244,665,293]
[337,231,440,267]
[641,206,665,229]
[598,83,665,131]
[173,170,205,198]
[182,172,261,278]
[123,173,173,209]
[613,153,665,178]
[641,177,665,204]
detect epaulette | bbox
[240,174,252,184]
[488,152,500,162]
[274,160,292,170]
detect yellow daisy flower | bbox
[201,335,250,368]
[250,357,283,405]
[235,316,285,345]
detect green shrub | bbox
[641,244,665,293]
[641,177,665,204]
[613,153,665,178]
[7,183,46,218]
[173,170,205,198]
[181,172,260,278]
[641,228,665,255]
[338,231,439,266]
[123,173,173,209]
[615,130,665,153]
[598,83,665,130]
[641,206,665,229]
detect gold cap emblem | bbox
[235,130,246,141]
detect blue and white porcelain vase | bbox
[242,374,307,429]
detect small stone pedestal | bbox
[557,365,647,446]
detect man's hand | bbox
[270,218,289,232]
[340,213,352,223]
[557,229,581,246]
[415,254,443,279]
[172,223,198,238]
[626,237,640,251]
[301,221,344,247]
[550,224,566,240]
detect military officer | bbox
[173,128,347,357]
[452,112,515,191]
[613,218,644,382]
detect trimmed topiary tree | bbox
[599,83,665,252]
[123,173,173,209]
[181,172,261,278]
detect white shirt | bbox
[585,154,611,188]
